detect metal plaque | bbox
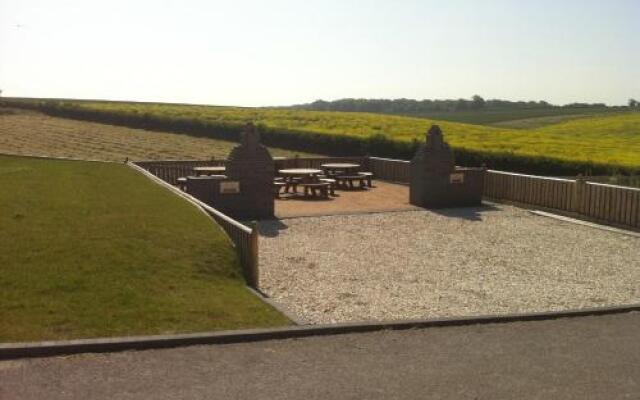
[449,173,464,184]
[220,181,240,194]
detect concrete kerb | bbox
[483,197,640,234]
[1,304,639,360]
[529,210,640,238]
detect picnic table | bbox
[193,166,226,176]
[321,163,360,175]
[321,163,370,189]
[278,168,323,177]
[277,168,331,197]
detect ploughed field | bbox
[4,99,639,173]
[0,155,289,342]
[0,108,314,161]
[259,205,640,324]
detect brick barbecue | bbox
[186,123,275,219]
[410,125,485,208]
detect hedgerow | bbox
[2,98,637,176]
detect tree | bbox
[455,98,469,111]
[629,98,638,108]
[471,95,485,109]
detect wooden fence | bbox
[134,159,225,185]
[203,209,259,288]
[368,157,410,183]
[485,170,640,230]
[484,170,576,211]
[362,157,640,230]
[128,161,259,288]
[274,156,367,170]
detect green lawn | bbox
[0,155,289,342]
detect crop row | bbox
[2,98,637,176]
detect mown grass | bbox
[0,155,289,342]
[4,98,640,175]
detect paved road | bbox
[1,313,639,400]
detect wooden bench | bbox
[358,172,374,187]
[273,181,286,198]
[284,177,303,193]
[319,178,336,196]
[177,177,188,191]
[335,175,367,189]
[300,182,331,198]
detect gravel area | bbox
[259,205,640,324]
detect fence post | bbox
[248,221,260,289]
[573,175,586,214]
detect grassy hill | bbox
[0,155,289,342]
[4,98,640,175]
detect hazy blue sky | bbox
[1,0,638,106]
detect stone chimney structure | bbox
[410,125,485,208]
[224,122,275,219]
[186,123,275,219]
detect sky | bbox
[0,0,638,107]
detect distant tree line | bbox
[291,96,615,114]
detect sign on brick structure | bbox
[220,181,240,194]
[186,123,275,219]
[410,125,485,208]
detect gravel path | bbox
[259,205,640,324]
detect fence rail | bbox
[274,156,368,170]
[485,170,640,230]
[368,157,411,183]
[579,182,640,229]
[484,170,576,211]
[134,160,225,185]
[128,161,259,287]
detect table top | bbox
[279,168,323,175]
[321,163,360,169]
[193,166,226,172]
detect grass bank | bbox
[3,98,639,175]
[0,155,289,342]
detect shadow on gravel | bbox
[430,203,502,221]
[257,219,289,237]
